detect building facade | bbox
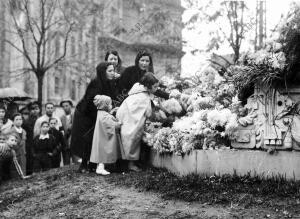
[0,0,183,105]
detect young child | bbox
[116,73,159,172]
[32,121,59,172]
[49,118,66,168]
[10,113,27,177]
[90,95,121,175]
[0,133,28,183]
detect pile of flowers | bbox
[226,45,287,95]
[144,71,240,155]
[144,4,300,156]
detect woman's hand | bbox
[114,73,120,79]
[110,107,119,115]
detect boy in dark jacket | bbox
[48,118,66,168]
[32,121,59,172]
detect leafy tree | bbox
[276,2,300,83]
[184,0,254,63]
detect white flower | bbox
[160,76,175,87]
[273,42,282,51]
[160,98,183,115]
[225,113,239,136]
[169,89,181,99]
[193,96,214,110]
[203,127,212,135]
[272,51,286,70]
[173,116,194,132]
[182,142,193,153]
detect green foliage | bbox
[228,62,283,94]
[277,2,300,83]
[184,0,254,62]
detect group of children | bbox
[0,111,66,183]
[0,113,29,181]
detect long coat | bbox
[90,111,120,164]
[70,79,103,158]
[116,83,152,160]
[23,115,38,174]
[70,79,119,159]
[118,65,169,99]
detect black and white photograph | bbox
[0,0,300,218]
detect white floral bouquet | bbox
[160,98,183,115]
[152,128,173,153]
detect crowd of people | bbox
[0,49,170,182]
[0,99,74,182]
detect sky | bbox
[181,0,295,77]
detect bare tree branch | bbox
[44,23,73,72]
[23,0,38,45]
[8,0,36,70]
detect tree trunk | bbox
[234,48,240,63]
[37,73,44,107]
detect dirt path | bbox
[0,165,287,218]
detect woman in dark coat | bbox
[70,62,120,173]
[118,50,169,99]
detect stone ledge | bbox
[149,149,300,180]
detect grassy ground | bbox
[107,168,300,205]
[1,165,300,218]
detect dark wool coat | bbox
[48,128,66,164]
[118,65,170,99]
[23,115,38,174]
[70,63,120,159]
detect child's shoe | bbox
[96,163,110,175]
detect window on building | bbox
[85,42,89,62]
[71,36,76,56]
[78,31,82,60]
[71,79,76,100]
[55,36,60,57]
[54,76,60,95]
[110,7,118,29]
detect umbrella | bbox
[0,87,32,101]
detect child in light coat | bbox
[90,95,121,175]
